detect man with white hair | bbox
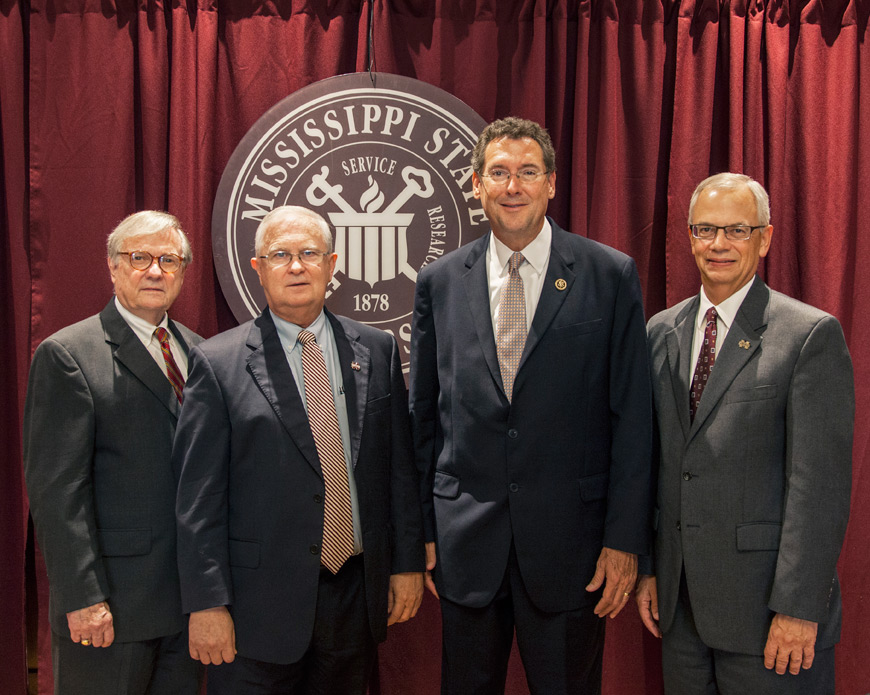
[637,173,853,694]
[24,210,202,694]
[174,205,424,694]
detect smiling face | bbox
[108,228,187,325]
[472,137,556,251]
[689,185,773,305]
[250,215,337,327]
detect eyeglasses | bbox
[479,169,550,186]
[259,249,330,268]
[690,224,767,242]
[119,251,184,273]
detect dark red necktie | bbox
[690,307,718,421]
[155,328,185,403]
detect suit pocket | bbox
[98,528,151,557]
[433,470,460,499]
[551,319,603,337]
[366,394,391,414]
[579,473,608,502]
[736,523,782,551]
[229,539,261,568]
[725,385,777,404]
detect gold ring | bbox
[81,639,90,646]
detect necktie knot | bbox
[298,329,316,347]
[705,307,718,325]
[155,327,170,345]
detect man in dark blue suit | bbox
[410,117,653,694]
[173,206,425,694]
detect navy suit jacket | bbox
[409,219,653,611]
[174,308,424,665]
[24,300,201,641]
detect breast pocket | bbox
[551,319,604,338]
[725,385,777,404]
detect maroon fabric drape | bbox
[2,1,867,693]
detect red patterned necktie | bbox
[496,252,527,402]
[298,329,354,574]
[690,307,718,421]
[154,328,184,403]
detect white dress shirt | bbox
[114,296,189,379]
[690,279,755,379]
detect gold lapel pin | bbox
[555,278,567,291]
[351,361,361,371]
[738,340,750,349]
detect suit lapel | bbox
[461,234,504,394]
[688,278,769,438]
[519,225,574,372]
[101,301,180,418]
[665,298,698,441]
[245,310,322,476]
[329,312,369,470]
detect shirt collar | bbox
[114,296,169,344]
[696,277,756,332]
[489,218,552,276]
[271,309,328,351]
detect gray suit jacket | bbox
[24,300,202,641]
[646,276,853,654]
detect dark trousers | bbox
[662,571,835,695]
[52,627,202,695]
[207,555,375,695]
[440,546,605,695]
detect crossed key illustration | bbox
[306,164,434,214]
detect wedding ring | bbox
[81,639,90,646]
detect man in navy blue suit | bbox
[410,117,653,694]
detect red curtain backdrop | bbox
[2,0,868,692]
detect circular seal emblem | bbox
[212,73,488,372]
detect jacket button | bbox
[313,494,323,503]
[509,483,519,492]
[682,472,692,481]
[508,429,518,439]
[309,544,319,555]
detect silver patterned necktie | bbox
[496,252,527,402]
[298,330,354,574]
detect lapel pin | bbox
[351,361,361,371]
[738,340,750,349]
[555,278,567,291]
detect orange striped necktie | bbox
[298,329,354,574]
[154,327,185,403]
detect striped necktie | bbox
[298,329,354,574]
[154,328,184,403]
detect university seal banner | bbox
[212,73,488,371]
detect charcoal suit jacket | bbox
[24,299,202,641]
[646,276,853,654]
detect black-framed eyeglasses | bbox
[119,251,184,273]
[690,224,767,242]
[259,249,330,268]
[479,169,550,186]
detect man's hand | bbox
[763,613,818,675]
[387,572,425,626]
[635,575,661,637]
[189,606,236,665]
[423,542,439,599]
[67,601,114,647]
[585,547,638,618]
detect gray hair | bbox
[471,117,556,175]
[688,173,771,227]
[107,211,192,265]
[254,206,333,256]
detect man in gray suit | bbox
[637,173,853,694]
[24,211,202,694]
